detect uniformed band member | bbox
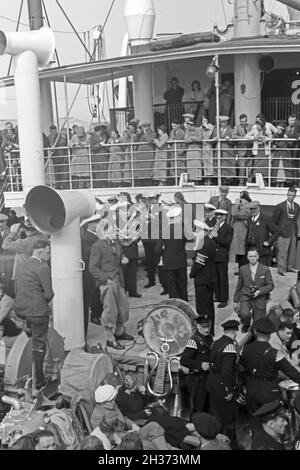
[251,400,288,450]
[190,219,216,333]
[207,319,240,448]
[240,318,300,415]
[180,315,214,414]
[211,209,233,308]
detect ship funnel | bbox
[25,185,96,234]
[124,0,156,46]
[25,185,96,351]
[0,26,55,66]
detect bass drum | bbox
[158,298,198,324]
[143,303,193,356]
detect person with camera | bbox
[233,247,274,333]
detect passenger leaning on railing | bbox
[232,114,252,186]
[121,122,138,185]
[271,123,292,188]
[200,116,215,186]
[135,122,156,187]
[90,125,109,188]
[169,120,186,181]
[184,120,202,184]
[47,125,68,190]
[212,116,235,186]
[153,125,169,186]
[107,130,123,186]
[68,126,91,189]
[245,116,274,183]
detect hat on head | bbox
[215,209,228,215]
[253,400,284,420]
[249,200,260,209]
[166,206,182,218]
[0,213,8,221]
[219,185,229,192]
[141,121,151,127]
[107,195,118,203]
[195,315,212,325]
[219,115,229,122]
[204,203,216,211]
[94,384,117,403]
[194,219,210,230]
[221,319,240,330]
[253,318,275,334]
[187,120,194,126]
[183,113,195,119]
[191,412,221,439]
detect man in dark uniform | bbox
[251,400,288,450]
[180,315,214,414]
[207,319,240,448]
[141,193,161,289]
[245,200,279,267]
[190,220,216,333]
[240,318,300,416]
[156,206,193,301]
[211,209,233,308]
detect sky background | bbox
[0,0,289,124]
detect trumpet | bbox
[208,218,223,239]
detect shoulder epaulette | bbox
[223,344,237,354]
[186,339,197,349]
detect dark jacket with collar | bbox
[272,200,300,238]
[233,262,274,308]
[214,222,233,263]
[245,212,279,257]
[190,236,216,285]
[14,257,54,318]
[89,238,125,287]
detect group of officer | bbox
[180,315,300,449]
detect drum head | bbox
[143,304,192,356]
[158,298,198,322]
[279,379,300,391]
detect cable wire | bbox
[90,0,115,62]
[7,0,24,77]
[42,0,61,67]
[0,13,94,34]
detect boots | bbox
[32,350,45,389]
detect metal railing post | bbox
[174,141,178,186]
[130,143,134,187]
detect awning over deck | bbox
[1,35,300,87]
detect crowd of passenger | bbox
[2,85,300,191]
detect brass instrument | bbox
[208,218,223,239]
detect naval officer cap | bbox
[182,113,195,119]
[0,213,8,221]
[94,384,117,403]
[253,318,275,334]
[195,315,212,325]
[253,400,285,420]
[204,203,216,211]
[214,209,228,215]
[191,412,221,439]
[219,115,229,122]
[221,319,240,330]
[219,185,229,192]
[194,219,210,230]
[141,121,151,127]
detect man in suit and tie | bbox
[245,201,279,267]
[208,185,232,224]
[232,114,252,185]
[211,209,233,308]
[233,247,274,333]
[272,187,299,276]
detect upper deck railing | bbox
[4,137,300,193]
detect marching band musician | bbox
[116,192,141,298]
[180,315,214,414]
[156,206,193,301]
[141,192,161,289]
[211,209,233,309]
[204,203,217,227]
[189,219,216,333]
[207,319,241,449]
[89,219,133,350]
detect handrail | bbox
[4,137,300,192]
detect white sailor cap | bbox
[204,203,216,211]
[166,206,182,218]
[214,209,228,215]
[194,220,210,230]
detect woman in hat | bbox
[135,122,156,186]
[184,120,203,183]
[153,125,169,185]
[272,122,292,187]
[200,116,215,185]
[107,130,123,186]
[68,126,91,189]
[212,116,235,185]
[121,123,138,185]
